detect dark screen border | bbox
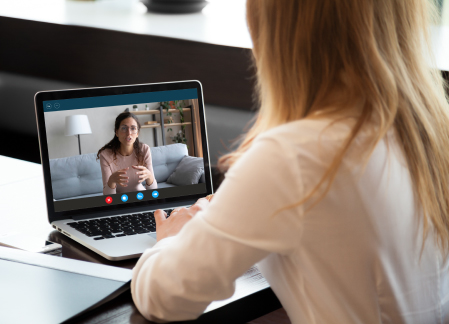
[35,81,213,223]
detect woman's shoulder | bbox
[258,117,356,146]
[252,117,365,165]
[140,143,150,150]
[140,143,151,154]
[99,148,114,161]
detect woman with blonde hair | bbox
[132,0,449,323]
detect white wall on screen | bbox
[44,103,160,159]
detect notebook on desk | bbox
[0,246,132,324]
[34,81,213,261]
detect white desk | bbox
[0,154,288,323]
[0,155,42,186]
[0,156,52,237]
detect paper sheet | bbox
[204,265,270,313]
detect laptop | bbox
[34,81,213,260]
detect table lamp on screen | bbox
[65,115,92,155]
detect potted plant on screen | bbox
[160,100,187,146]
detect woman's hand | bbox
[154,198,210,241]
[107,167,129,189]
[132,165,154,185]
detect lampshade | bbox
[65,115,92,136]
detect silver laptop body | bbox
[35,81,213,260]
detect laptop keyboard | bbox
[66,209,174,240]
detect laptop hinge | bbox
[72,200,197,221]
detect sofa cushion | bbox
[156,182,178,189]
[50,153,103,200]
[199,171,205,183]
[151,144,188,183]
[49,144,189,200]
[166,156,204,186]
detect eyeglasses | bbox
[119,125,138,134]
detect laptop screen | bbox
[37,83,210,217]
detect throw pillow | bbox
[167,156,204,186]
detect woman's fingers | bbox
[154,209,167,226]
[190,198,209,213]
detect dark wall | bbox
[0,16,257,164]
[444,71,449,88]
[0,16,256,110]
[0,72,86,163]
[1,15,448,165]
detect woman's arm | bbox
[131,137,304,322]
[144,145,157,189]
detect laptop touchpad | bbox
[147,232,157,240]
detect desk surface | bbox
[0,155,289,324]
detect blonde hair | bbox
[219,0,449,252]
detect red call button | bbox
[105,196,113,204]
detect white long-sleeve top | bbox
[131,116,449,324]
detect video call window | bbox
[43,93,206,212]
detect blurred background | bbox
[0,0,254,169]
[0,0,448,169]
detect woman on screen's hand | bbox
[107,167,129,188]
[132,165,154,185]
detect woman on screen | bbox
[132,0,449,323]
[97,112,157,195]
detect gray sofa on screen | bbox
[49,143,204,200]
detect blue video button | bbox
[152,191,159,198]
[136,192,144,200]
[121,194,128,202]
